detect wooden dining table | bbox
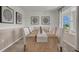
[25,30,59,52]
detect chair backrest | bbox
[54,27,57,35]
[29,27,34,32]
[49,27,53,33]
[42,26,50,32]
[54,27,61,38]
[49,26,58,35]
[24,28,29,36]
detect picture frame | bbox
[0,6,14,23]
[16,12,22,24]
[31,16,39,25]
[41,16,50,25]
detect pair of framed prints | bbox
[31,16,50,25]
[0,6,22,24]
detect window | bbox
[61,7,77,34]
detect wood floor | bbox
[25,32,59,52]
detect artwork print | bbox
[16,12,22,24]
[41,16,50,25]
[31,16,39,25]
[0,6,14,23]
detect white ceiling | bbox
[20,6,60,12]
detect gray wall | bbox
[23,10,59,28]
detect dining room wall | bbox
[23,10,59,28]
[0,6,59,29]
[0,6,25,28]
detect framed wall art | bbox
[41,16,50,25]
[31,16,39,25]
[0,6,14,23]
[16,12,22,24]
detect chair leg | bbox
[75,50,79,52]
[24,44,26,52]
[60,46,63,52]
